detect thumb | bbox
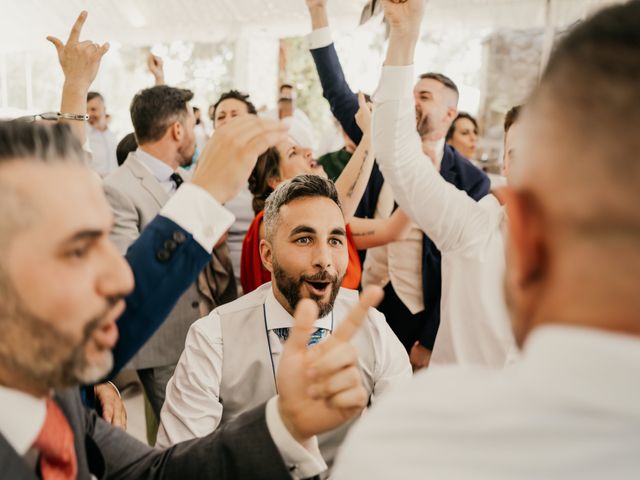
[357,91,367,110]
[46,36,64,53]
[99,42,110,56]
[286,299,319,352]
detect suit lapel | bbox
[0,432,38,479]
[124,153,170,208]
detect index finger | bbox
[286,298,319,352]
[67,11,88,44]
[331,285,383,342]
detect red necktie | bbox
[33,397,78,480]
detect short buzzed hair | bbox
[263,175,341,241]
[419,72,459,99]
[87,91,104,103]
[504,105,523,134]
[531,1,640,235]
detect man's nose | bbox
[97,240,134,300]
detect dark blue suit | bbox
[310,42,490,350]
[84,215,211,407]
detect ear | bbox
[503,187,548,291]
[266,176,281,191]
[259,238,274,274]
[170,121,183,142]
[445,106,458,124]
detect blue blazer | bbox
[84,215,211,407]
[310,42,490,348]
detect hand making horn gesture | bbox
[276,286,385,442]
[47,11,109,91]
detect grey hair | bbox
[0,121,85,165]
[263,174,342,241]
[0,121,85,258]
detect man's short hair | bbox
[212,90,258,118]
[279,83,294,92]
[0,122,84,252]
[418,72,459,97]
[263,175,341,241]
[531,1,640,236]
[504,105,523,134]
[87,91,104,103]
[130,85,194,144]
[0,121,84,166]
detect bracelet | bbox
[107,381,122,399]
[58,112,89,121]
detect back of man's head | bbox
[263,175,341,241]
[130,85,194,145]
[507,2,640,342]
[419,72,459,104]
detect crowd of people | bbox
[0,0,639,478]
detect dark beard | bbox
[0,282,117,390]
[273,261,342,318]
[416,111,434,138]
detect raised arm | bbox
[334,92,375,219]
[372,0,493,253]
[306,0,363,144]
[147,52,165,86]
[47,11,109,146]
[349,208,413,250]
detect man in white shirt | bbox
[333,1,640,478]
[158,175,411,466]
[261,84,317,151]
[87,91,118,176]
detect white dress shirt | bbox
[135,147,182,196]
[0,184,325,478]
[158,285,410,461]
[87,126,118,177]
[333,325,640,479]
[371,65,517,367]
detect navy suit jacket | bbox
[310,42,490,348]
[84,215,211,407]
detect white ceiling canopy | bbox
[0,0,624,53]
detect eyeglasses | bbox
[13,111,89,122]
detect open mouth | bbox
[305,280,331,296]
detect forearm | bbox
[385,32,419,67]
[309,4,328,30]
[60,80,88,145]
[335,133,374,219]
[349,216,398,250]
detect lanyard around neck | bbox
[262,303,334,394]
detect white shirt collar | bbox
[0,385,46,455]
[264,283,334,331]
[518,325,640,417]
[135,147,176,184]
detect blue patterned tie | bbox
[273,327,330,346]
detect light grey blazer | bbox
[102,152,203,370]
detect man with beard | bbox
[102,85,207,423]
[332,0,640,477]
[0,119,381,479]
[305,0,489,370]
[158,175,411,468]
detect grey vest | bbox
[218,283,377,468]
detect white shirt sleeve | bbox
[372,65,494,253]
[265,397,327,479]
[160,183,235,253]
[157,312,224,448]
[308,26,333,50]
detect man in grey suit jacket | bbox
[0,110,376,478]
[103,85,226,421]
